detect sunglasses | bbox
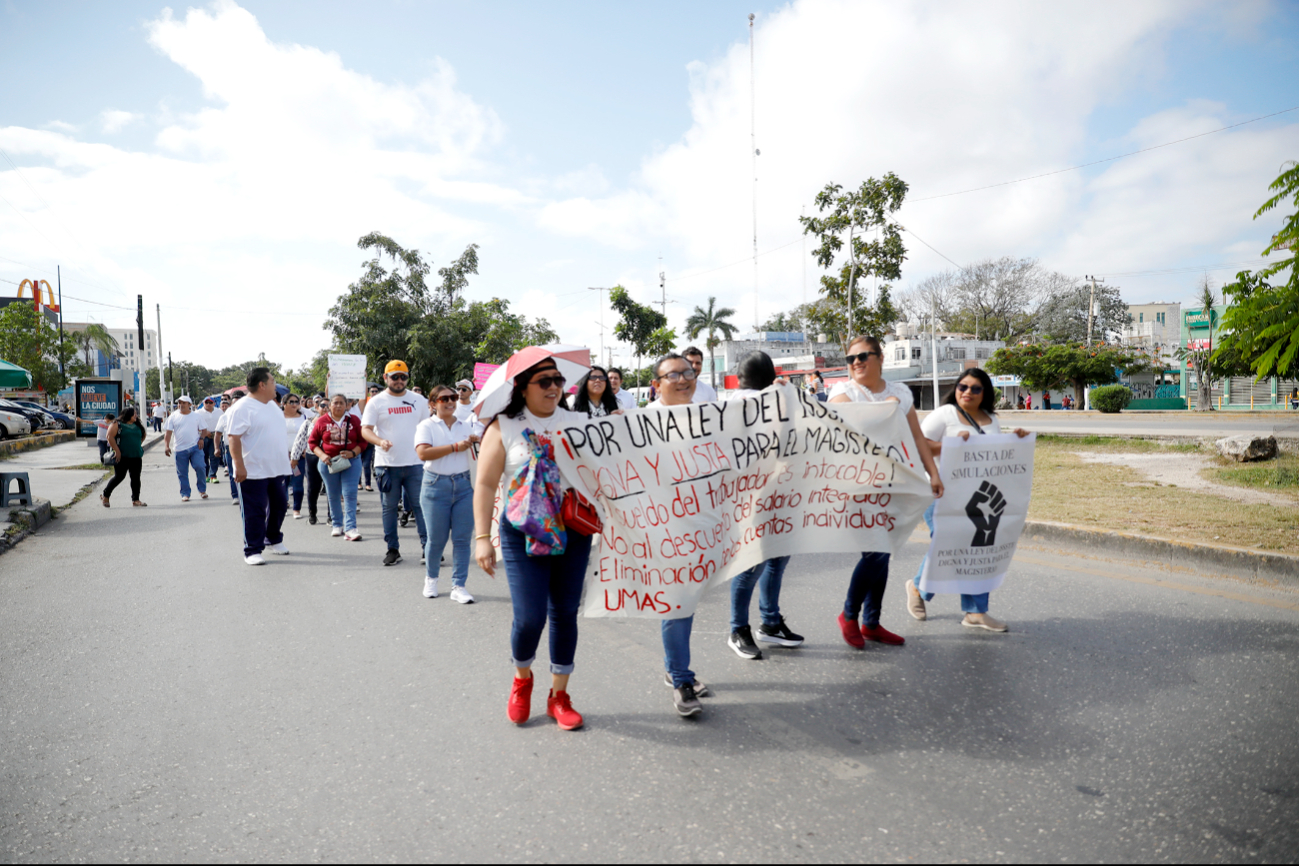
[286,399,300,405]
[845,351,881,365]
[529,375,566,390]
[956,383,984,395]
[587,375,607,383]
[388,373,408,381]
[457,387,471,392]
[435,394,458,404]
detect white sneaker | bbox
[423,576,439,598]
[231,499,239,506]
[266,542,290,555]
[331,526,343,537]
[345,530,362,541]
[449,585,475,605]
[245,554,266,566]
[293,511,303,520]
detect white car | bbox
[0,407,33,439]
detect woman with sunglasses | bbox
[415,386,479,604]
[828,335,942,650]
[572,365,619,417]
[474,356,590,731]
[282,393,309,519]
[907,368,1030,632]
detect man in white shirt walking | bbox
[362,360,430,567]
[608,368,637,410]
[683,347,719,402]
[163,396,207,502]
[226,367,292,565]
[197,397,222,484]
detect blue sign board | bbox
[75,379,122,437]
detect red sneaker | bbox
[547,689,584,731]
[861,624,905,646]
[838,612,865,649]
[508,676,534,725]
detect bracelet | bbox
[475,533,490,540]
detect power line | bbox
[910,105,1299,203]
[903,228,965,270]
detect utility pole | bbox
[136,295,145,407]
[659,269,667,319]
[587,287,607,364]
[1084,275,1104,411]
[156,304,167,408]
[167,351,173,405]
[930,294,940,410]
[749,12,759,329]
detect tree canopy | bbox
[610,285,668,387]
[685,296,738,387]
[986,342,1153,405]
[800,175,908,346]
[1214,161,1299,380]
[0,303,79,393]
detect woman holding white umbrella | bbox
[473,345,602,732]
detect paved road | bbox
[2,446,1298,862]
[983,410,1299,439]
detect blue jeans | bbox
[289,455,306,511]
[319,457,362,531]
[421,471,473,587]
[202,437,216,478]
[361,446,375,487]
[376,464,426,551]
[222,446,238,499]
[729,556,790,631]
[498,518,592,675]
[173,446,207,498]
[662,616,695,688]
[912,500,990,614]
[844,552,890,629]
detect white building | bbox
[713,332,845,378]
[1120,302,1181,369]
[62,322,159,374]
[878,322,1005,409]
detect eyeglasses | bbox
[956,383,984,395]
[657,369,697,383]
[388,373,408,381]
[435,394,457,404]
[529,375,567,390]
[845,351,881,365]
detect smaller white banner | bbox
[327,354,368,399]
[918,432,1035,597]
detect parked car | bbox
[0,405,33,439]
[10,400,74,430]
[0,399,52,433]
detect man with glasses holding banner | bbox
[362,361,430,567]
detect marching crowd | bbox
[98,339,1029,731]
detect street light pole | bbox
[587,287,607,364]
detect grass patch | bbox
[1029,438,1297,552]
[1206,452,1299,493]
[56,464,112,471]
[1036,434,1202,453]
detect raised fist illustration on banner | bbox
[965,480,1007,547]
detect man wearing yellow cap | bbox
[361,360,430,567]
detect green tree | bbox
[1214,161,1299,381]
[0,303,77,392]
[1033,281,1131,343]
[610,285,667,389]
[800,174,908,348]
[73,323,120,371]
[684,296,738,387]
[987,342,1153,407]
[1173,277,1221,411]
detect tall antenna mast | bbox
[749,12,759,329]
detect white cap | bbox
[178,395,193,403]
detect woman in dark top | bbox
[102,407,147,507]
[572,365,619,417]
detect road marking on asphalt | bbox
[1013,553,1299,613]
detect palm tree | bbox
[75,324,120,374]
[1195,276,1216,412]
[685,297,739,388]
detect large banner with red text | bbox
[551,384,932,619]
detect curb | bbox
[0,430,76,456]
[1022,520,1299,586]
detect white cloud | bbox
[536,0,1289,321]
[99,110,141,133]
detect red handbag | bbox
[561,489,603,536]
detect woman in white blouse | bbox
[907,368,1031,632]
[828,335,943,651]
[415,386,480,605]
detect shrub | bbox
[1091,384,1132,413]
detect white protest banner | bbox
[551,384,932,619]
[327,354,368,399]
[918,432,1036,596]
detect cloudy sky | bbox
[1,0,1296,371]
